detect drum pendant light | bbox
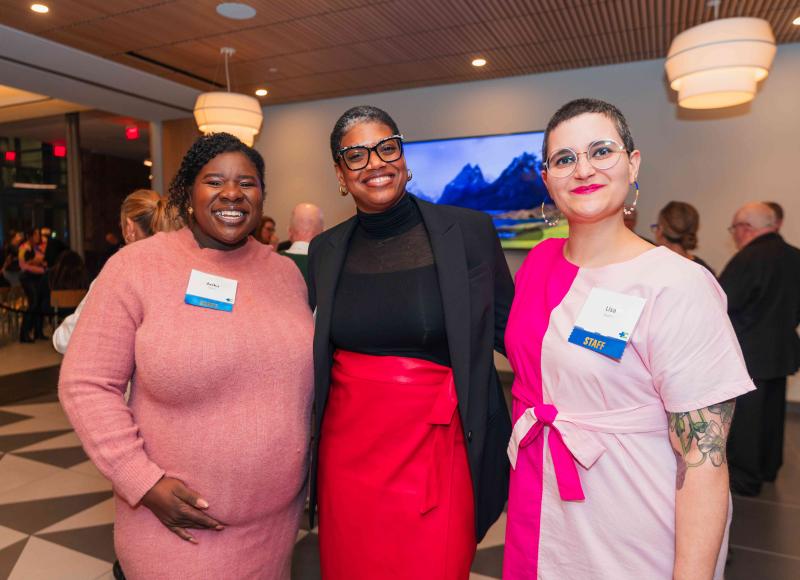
[194,47,263,146]
[665,2,775,110]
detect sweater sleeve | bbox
[58,250,165,505]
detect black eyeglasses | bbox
[337,134,404,171]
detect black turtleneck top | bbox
[330,194,451,366]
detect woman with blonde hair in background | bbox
[652,201,715,276]
[53,189,181,353]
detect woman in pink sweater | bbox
[59,133,314,579]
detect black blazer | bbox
[719,232,800,380]
[307,196,514,540]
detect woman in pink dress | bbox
[59,133,313,579]
[503,99,754,579]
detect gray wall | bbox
[257,43,800,276]
[255,43,800,384]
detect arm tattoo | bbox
[668,400,735,490]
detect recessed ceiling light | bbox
[255,88,268,97]
[793,16,800,26]
[216,2,256,20]
[30,3,49,13]
[471,58,487,67]
[143,159,153,167]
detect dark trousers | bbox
[727,377,787,495]
[20,274,44,339]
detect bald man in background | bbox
[721,202,800,496]
[280,203,324,282]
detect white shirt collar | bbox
[285,241,310,255]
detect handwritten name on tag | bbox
[567,288,646,360]
[185,269,238,312]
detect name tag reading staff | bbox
[185,269,238,312]
[567,288,646,360]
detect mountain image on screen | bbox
[415,152,549,211]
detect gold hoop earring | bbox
[540,202,560,228]
[623,181,639,216]
[339,185,349,197]
[407,169,413,182]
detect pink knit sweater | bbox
[59,227,314,579]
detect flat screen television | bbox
[404,130,568,249]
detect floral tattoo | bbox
[668,400,735,490]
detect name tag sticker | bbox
[567,288,646,360]
[185,269,238,312]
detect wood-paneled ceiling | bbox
[2,0,798,105]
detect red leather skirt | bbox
[318,350,476,579]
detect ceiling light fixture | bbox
[30,3,49,13]
[665,2,776,110]
[143,159,153,167]
[255,88,268,97]
[471,58,487,67]
[216,2,256,20]
[194,47,263,147]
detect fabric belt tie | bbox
[507,393,667,502]
[422,374,459,514]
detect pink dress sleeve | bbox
[648,263,755,412]
[58,249,165,505]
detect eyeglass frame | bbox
[337,134,405,171]
[542,139,630,178]
[727,222,753,234]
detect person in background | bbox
[53,189,181,354]
[2,230,23,287]
[279,203,324,282]
[59,133,313,579]
[721,202,800,496]
[308,105,513,579]
[764,201,784,232]
[503,98,753,579]
[42,226,68,268]
[255,215,279,248]
[49,250,88,291]
[18,228,47,342]
[651,201,715,275]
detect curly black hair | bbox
[329,105,400,162]
[168,133,266,220]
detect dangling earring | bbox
[540,202,560,227]
[407,169,413,182]
[339,185,349,197]
[187,206,194,216]
[623,181,639,216]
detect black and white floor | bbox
[0,344,798,579]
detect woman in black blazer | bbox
[307,105,513,579]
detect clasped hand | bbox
[141,477,225,543]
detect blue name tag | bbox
[184,269,238,312]
[567,288,646,360]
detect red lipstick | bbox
[571,184,604,195]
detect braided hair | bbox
[168,133,266,220]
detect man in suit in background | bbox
[280,203,323,282]
[721,201,800,496]
[764,201,784,232]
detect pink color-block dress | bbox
[503,238,754,579]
